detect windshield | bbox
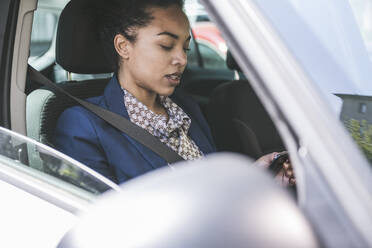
[253,0,372,166]
[0,127,117,196]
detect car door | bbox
[0,126,119,247]
[202,0,372,247]
[0,2,120,245]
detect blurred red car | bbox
[192,21,227,56]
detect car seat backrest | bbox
[206,51,284,158]
[226,50,241,72]
[56,0,115,74]
[27,0,114,146]
[27,79,109,146]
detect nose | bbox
[172,49,187,67]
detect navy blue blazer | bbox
[54,76,216,184]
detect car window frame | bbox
[0,157,90,214]
[0,0,19,129]
[0,126,120,213]
[189,24,227,70]
[189,29,204,68]
[195,39,227,70]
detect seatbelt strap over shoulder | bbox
[27,65,184,164]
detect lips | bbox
[165,72,182,85]
[167,74,180,80]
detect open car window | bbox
[28,0,112,82]
[0,127,117,197]
[253,0,372,168]
[185,0,229,70]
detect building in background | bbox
[337,94,372,124]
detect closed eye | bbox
[160,45,173,51]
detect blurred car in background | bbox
[193,22,227,56]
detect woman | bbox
[54,0,294,185]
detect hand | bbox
[255,152,279,169]
[275,160,296,187]
[255,152,296,187]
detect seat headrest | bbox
[226,50,241,72]
[56,0,115,74]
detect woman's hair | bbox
[97,0,185,71]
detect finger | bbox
[285,169,293,178]
[283,162,289,170]
[285,160,293,168]
[282,173,290,187]
[289,177,296,186]
[275,169,288,186]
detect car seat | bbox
[206,51,284,159]
[27,0,114,147]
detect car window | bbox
[185,0,229,70]
[186,38,199,67]
[30,0,227,79]
[28,0,112,82]
[28,0,68,68]
[196,40,227,69]
[0,127,117,196]
[254,0,372,167]
[29,9,57,60]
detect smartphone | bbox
[269,151,289,176]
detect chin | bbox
[158,86,176,97]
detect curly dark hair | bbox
[96,0,185,71]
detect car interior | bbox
[5,1,371,246]
[25,0,285,178]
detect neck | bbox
[117,69,159,111]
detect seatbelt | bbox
[27,65,184,164]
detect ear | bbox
[114,34,131,60]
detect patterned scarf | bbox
[123,89,203,160]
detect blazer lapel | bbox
[103,76,167,169]
[170,92,215,155]
[188,121,215,155]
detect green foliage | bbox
[345,119,372,163]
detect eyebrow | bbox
[157,31,191,41]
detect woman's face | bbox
[119,5,191,97]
